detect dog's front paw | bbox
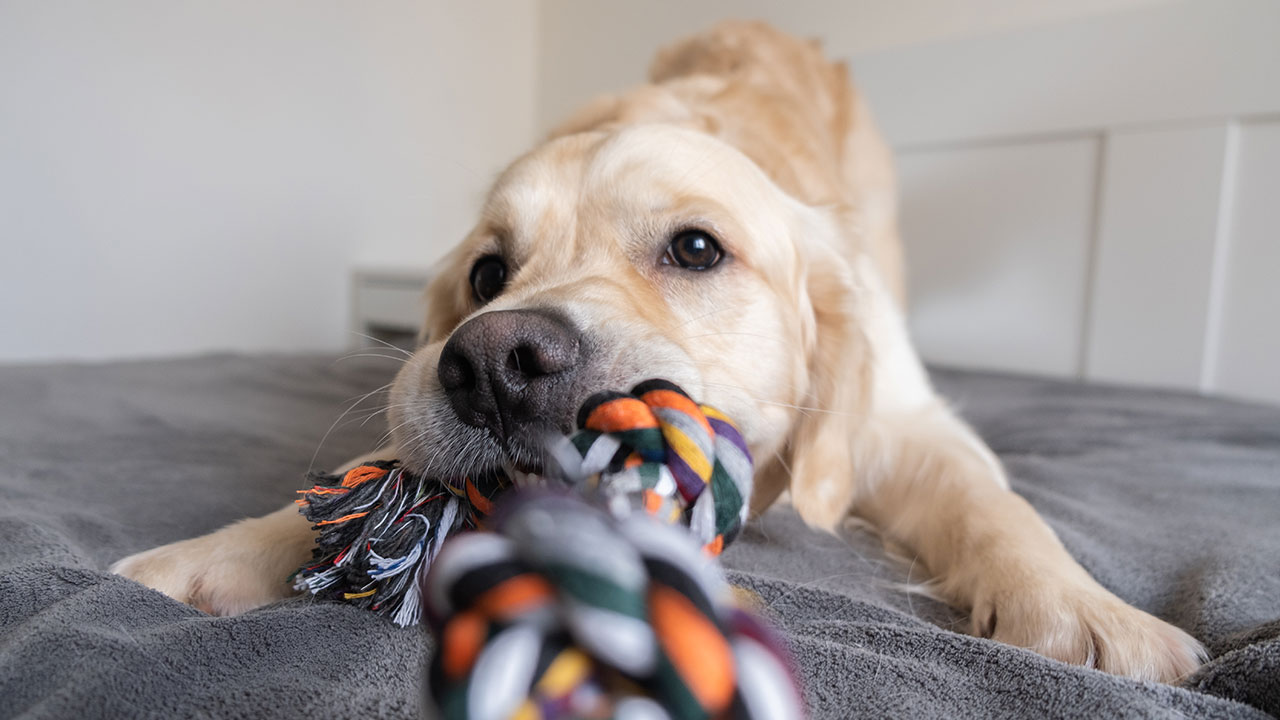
[973,581,1206,683]
[111,535,289,615]
[111,510,312,615]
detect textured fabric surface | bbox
[0,354,1277,719]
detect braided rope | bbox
[294,379,804,717]
[553,379,753,555]
[295,380,755,626]
[424,492,802,720]
[293,462,508,626]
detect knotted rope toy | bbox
[549,379,753,554]
[294,380,752,625]
[291,460,505,626]
[425,492,801,720]
[293,380,803,718]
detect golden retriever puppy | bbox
[113,21,1205,682]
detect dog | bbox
[113,21,1205,683]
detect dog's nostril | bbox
[437,350,475,393]
[507,345,542,379]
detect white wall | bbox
[535,0,1169,133]
[859,0,1280,403]
[0,0,536,362]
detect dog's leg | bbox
[843,405,1206,682]
[782,256,1204,682]
[111,448,394,615]
[110,503,315,615]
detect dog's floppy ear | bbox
[759,205,877,531]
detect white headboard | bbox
[853,0,1280,404]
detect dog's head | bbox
[388,124,869,504]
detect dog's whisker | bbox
[371,416,406,445]
[332,352,409,366]
[376,410,425,451]
[340,400,421,434]
[308,382,393,472]
[332,408,388,431]
[357,400,424,429]
[349,331,415,358]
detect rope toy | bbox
[293,379,804,718]
[550,379,753,554]
[292,462,508,626]
[425,491,801,720]
[294,380,751,626]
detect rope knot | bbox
[424,492,801,720]
[560,379,754,554]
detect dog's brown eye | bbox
[664,230,723,271]
[469,255,507,303]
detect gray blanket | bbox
[0,354,1276,718]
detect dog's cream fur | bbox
[114,22,1205,682]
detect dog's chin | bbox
[391,407,557,487]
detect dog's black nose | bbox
[437,309,583,441]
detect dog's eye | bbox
[664,230,723,271]
[469,255,507,303]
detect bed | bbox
[1,352,1277,719]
